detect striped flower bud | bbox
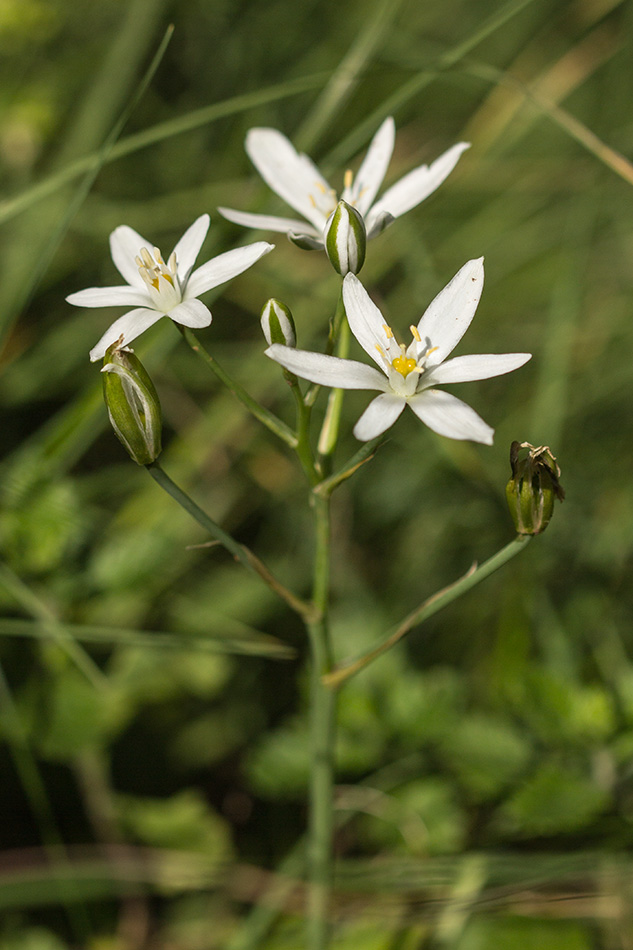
[324,200,366,276]
[101,343,162,465]
[260,298,296,347]
[506,441,564,535]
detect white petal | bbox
[172,214,210,282]
[288,231,324,250]
[245,128,333,231]
[89,308,161,362]
[366,210,394,240]
[218,206,320,237]
[66,285,151,308]
[342,273,391,371]
[424,352,531,386]
[109,225,152,287]
[416,258,484,364]
[408,389,494,444]
[346,117,395,216]
[168,298,212,328]
[353,393,406,440]
[366,142,470,229]
[265,345,388,391]
[186,242,274,298]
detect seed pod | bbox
[506,441,564,535]
[101,342,162,465]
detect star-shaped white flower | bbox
[218,117,469,250]
[66,213,274,361]
[266,261,531,444]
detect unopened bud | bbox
[101,342,162,465]
[506,441,564,535]
[324,200,366,276]
[260,298,296,347]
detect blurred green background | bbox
[1,0,633,946]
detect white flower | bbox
[66,213,274,361]
[266,261,531,444]
[218,117,469,250]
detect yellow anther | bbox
[428,345,439,356]
[153,246,165,265]
[315,181,328,195]
[392,356,417,377]
[344,169,353,190]
[375,343,386,359]
[382,324,394,339]
[410,325,421,342]
[308,194,318,209]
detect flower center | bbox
[392,355,417,377]
[376,323,438,394]
[309,169,362,218]
[309,182,338,217]
[136,246,181,311]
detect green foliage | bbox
[117,789,233,860]
[458,917,594,950]
[436,713,532,802]
[2,0,633,945]
[499,760,610,836]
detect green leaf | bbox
[499,761,610,835]
[117,789,233,860]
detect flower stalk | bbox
[178,326,297,449]
[145,461,312,620]
[306,491,336,950]
[323,534,533,689]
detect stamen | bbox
[139,247,154,270]
[344,169,353,190]
[382,324,394,340]
[153,246,164,265]
[410,325,421,342]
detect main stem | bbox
[306,491,336,950]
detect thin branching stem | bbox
[146,462,312,620]
[306,491,336,950]
[324,534,533,688]
[179,327,297,448]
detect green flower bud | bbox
[260,298,296,347]
[101,343,162,465]
[324,199,366,276]
[506,441,564,535]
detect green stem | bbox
[179,327,297,448]
[313,436,385,498]
[306,492,336,950]
[146,461,312,620]
[317,299,351,466]
[291,380,319,486]
[324,534,533,688]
